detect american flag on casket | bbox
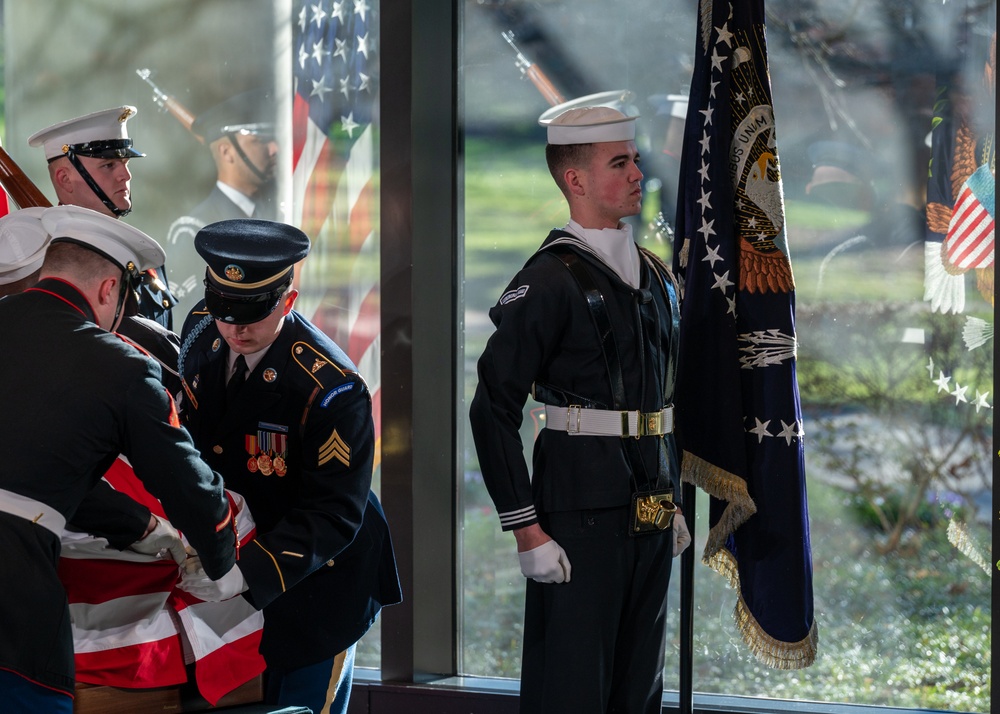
[58,457,264,706]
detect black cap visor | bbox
[58,139,145,161]
[204,282,284,325]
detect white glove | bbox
[518,539,572,583]
[672,513,691,557]
[178,559,248,601]
[130,515,186,565]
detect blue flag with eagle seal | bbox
[671,0,817,668]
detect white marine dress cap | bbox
[0,207,50,285]
[27,106,143,161]
[40,205,165,273]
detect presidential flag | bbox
[671,0,816,668]
[291,0,382,460]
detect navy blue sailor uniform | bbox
[469,229,681,713]
[0,278,236,698]
[179,305,401,670]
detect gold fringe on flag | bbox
[711,545,819,669]
[947,518,991,575]
[681,450,818,669]
[680,449,757,558]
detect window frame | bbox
[376,3,997,714]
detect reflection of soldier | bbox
[27,106,177,329]
[645,93,688,232]
[806,140,925,250]
[806,140,926,296]
[166,91,278,317]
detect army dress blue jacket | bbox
[180,305,401,669]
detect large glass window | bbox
[460,1,993,711]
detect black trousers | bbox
[519,505,674,714]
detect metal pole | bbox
[678,480,696,714]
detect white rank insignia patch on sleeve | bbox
[319,428,351,468]
[499,285,529,305]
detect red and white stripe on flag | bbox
[59,459,264,705]
[945,165,995,270]
[290,0,382,465]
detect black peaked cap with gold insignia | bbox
[195,218,310,325]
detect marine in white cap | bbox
[0,207,50,296]
[39,204,165,330]
[0,205,236,713]
[29,106,177,330]
[469,100,688,713]
[28,106,144,218]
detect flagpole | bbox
[678,481,696,714]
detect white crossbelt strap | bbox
[543,404,674,437]
[0,488,66,537]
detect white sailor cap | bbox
[40,205,165,274]
[27,106,145,161]
[648,93,689,120]
[0,207,50,285]
[540,103,637,145]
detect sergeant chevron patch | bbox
[319,429,351,468]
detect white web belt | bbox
[0,488,66,537]
[543,405,674,438]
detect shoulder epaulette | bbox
[291,340,349,388]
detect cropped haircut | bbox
[41,241,120,283]
[545,142,595,196]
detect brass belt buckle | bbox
[630,490,676,535]
[641,411,662,437]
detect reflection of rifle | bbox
[0,140,51,209]
[502,31,566,107]
[135,68,202,142]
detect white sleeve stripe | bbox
[498,505,536,527]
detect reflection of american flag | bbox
[944,165,995,270]
[291,0,381,459]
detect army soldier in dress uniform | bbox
[165,90,279,317]
[28,105,177,329]
[177,219,400,714]
[0,205,238,713]
[469,107,691,714]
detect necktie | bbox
[226,354,248,405]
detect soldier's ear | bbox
[282,289,298,316]
[565,167,586,196]
[51,162,75,194]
